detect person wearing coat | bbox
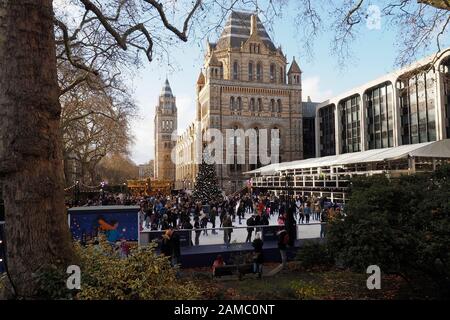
[169,228,181,267]
[277,229,289,268]
[252,233,264,278]
[246,215,255,242]
[222,214,233,247]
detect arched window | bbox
[219,62,224,79]
[250,98,255,112]
[277,99,282,113]
[256,62,262,81]
[270,64,276,82]
[237,97,242,110]
[257,98,262,112]
[230,97,235,110]
[248,62,253,81]
[233,61,239,80]
[279,67,284,84]
[270,99,276,112]
[230,125,241,172]
[272,126,282,163]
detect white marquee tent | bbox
[246,139,450,176]
[247,139,450,202]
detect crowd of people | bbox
[136,191,340,245]
[138,191,341,276]
[72,190,339,244]
[66,193,146,207]
[73,189,341,277]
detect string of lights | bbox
[63,181,106,192]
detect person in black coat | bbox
[246,215,255,242]
[254,213,261,234]
[160,231,171,257]
[194,216,201,245]
[252,233,264,278]
[260,213,269,226]
[285,205,297,247]
[277,229,288,268]
[169,229,181,267]
[181,217,194,245]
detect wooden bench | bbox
[213,263,257,280]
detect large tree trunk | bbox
[0,0,74,298]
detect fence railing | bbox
[139,223,324,247]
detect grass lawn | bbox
[184,263,440,300]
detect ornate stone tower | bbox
[154,79,177,181]
[175,11,303,193]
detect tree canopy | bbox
[328,165,450,297]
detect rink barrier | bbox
[138,223,325,246]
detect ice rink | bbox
[142,212,322,246]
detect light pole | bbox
[75,180,80,205]
[100,181,105,201]
[285,174,292,208]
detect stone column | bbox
[392,79,402,147]
[359,92,367,151]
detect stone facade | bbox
[175,11,303,193]
[154,79,177,181]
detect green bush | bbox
[35,263,75,299]
[327,165,450,297]
[296,241,334,270]
[35,238,201,300]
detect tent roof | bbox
[246,139,450,176]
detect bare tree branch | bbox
[143,0,203,42]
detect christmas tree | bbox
[192,152,223,203]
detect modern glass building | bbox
[318,104,335,156]
[303,99,319,159]
[340,95,361,154]
[366,82,394,149]
[315,50,450,157]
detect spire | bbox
[250,14,257,36]
[197,70,205,85]
[206,37,211,53]
[288,56,301,74]
[160,78,173,97]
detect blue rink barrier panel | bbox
[68,206,139,242]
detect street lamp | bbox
[75,180,80,205]
[100,181,105,201]
[285,174,292,207]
